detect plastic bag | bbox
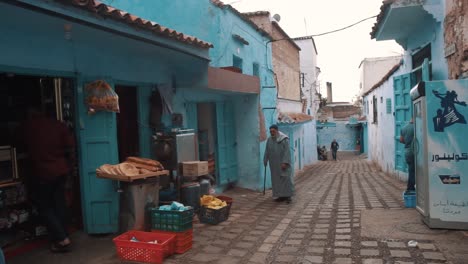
[85,80,120,113]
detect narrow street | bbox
[9,153,468,264]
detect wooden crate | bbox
[182,161,208,176]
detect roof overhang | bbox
[8,0,212,61]
[208,67,260,94]
[371,1,438,48]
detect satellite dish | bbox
[273,14,281,22]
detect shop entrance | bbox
[115,86,140,162]
[197,103,217,177]
[0,73,81,248]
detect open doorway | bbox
[197,103,217,178]
[0,73,81,247]
[115,86,140,162]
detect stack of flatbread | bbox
[96,157,165,176]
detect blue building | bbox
[370,0,447,179]
[99,0,277,192]
[0,0,211,234]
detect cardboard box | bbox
[182,161,208,176]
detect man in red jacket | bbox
[19,105,75,253]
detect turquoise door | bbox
[393,73,414,172]
[76,78,120,234]
[216,101,238,185]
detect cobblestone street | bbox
[8,153,468,264]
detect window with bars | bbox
[373,95,378,124]
[386,98,392,114]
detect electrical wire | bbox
[270,15,378,43]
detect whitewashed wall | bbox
[363,64,410,181]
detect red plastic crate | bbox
[113,230,176,264]
[152,229,193,254]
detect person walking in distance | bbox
[400,119,415,193]
[264,125,294,203]
[331,139,339,161]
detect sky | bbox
[230,0,403,102]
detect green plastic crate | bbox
[149,207,194,232]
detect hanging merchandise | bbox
[85,80,120,113]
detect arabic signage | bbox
[426,80,468,221]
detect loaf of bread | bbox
[117,163,140,176]
[126,157,164,170]
[124,161,159,172]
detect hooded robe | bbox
[264,131,294,197]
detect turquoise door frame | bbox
[215,101,238,185]
[393,59,430,172]
[394,73,415,172]
[76,77,120,234]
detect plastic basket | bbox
[198,196,233,225]
[149,207,194,232]
[113,230,176,264]
[152,229,193,254]
[403,192,416,208]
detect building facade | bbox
[99,0,277,191]
[0,0,211,234]
[368,0,467,182]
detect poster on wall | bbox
[427,80,468,222]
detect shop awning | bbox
[207,67,260,94]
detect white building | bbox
[294,37,321,116]
[361,57,411,181]
[359,56,403,96]
[293,36,321,166]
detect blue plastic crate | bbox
[403,192,416,208]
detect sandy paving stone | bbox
[275,255,296,262]
[418,243,436,250]
[422,252,446,260]
[279,246,299,253]
[312,234,328,240]
[335,241,351,247]
[289,233,305,239]
[285,239,302,245]
[361,241,378,247]
[314,228,329,234]
[362,259,384,264]
[335,235,351,240]
[361,249,380,256]
[303,255,323,263]
[307,247,325,254]
[336,228,351,233]
[387,242,407,248]
[249,253,268,263]
[334,248,351,255]
[333,257,353,264]
[310,240,327,246]
[264,236,280,243]
[390,250,411,258]
[258,243,274,253]
[202,246,224,254]
[234,242,255,249]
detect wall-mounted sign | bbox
[444,43,456,58]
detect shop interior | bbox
[0,74,81,251]
[197,103,217,180]
[115,85,140,162]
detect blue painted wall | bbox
[101,0,277,191]
[0,2,209,233]
[317,122,359,152]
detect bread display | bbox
[96,157,165,179]
[126,156,164,171]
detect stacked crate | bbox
[149,207,194,254]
